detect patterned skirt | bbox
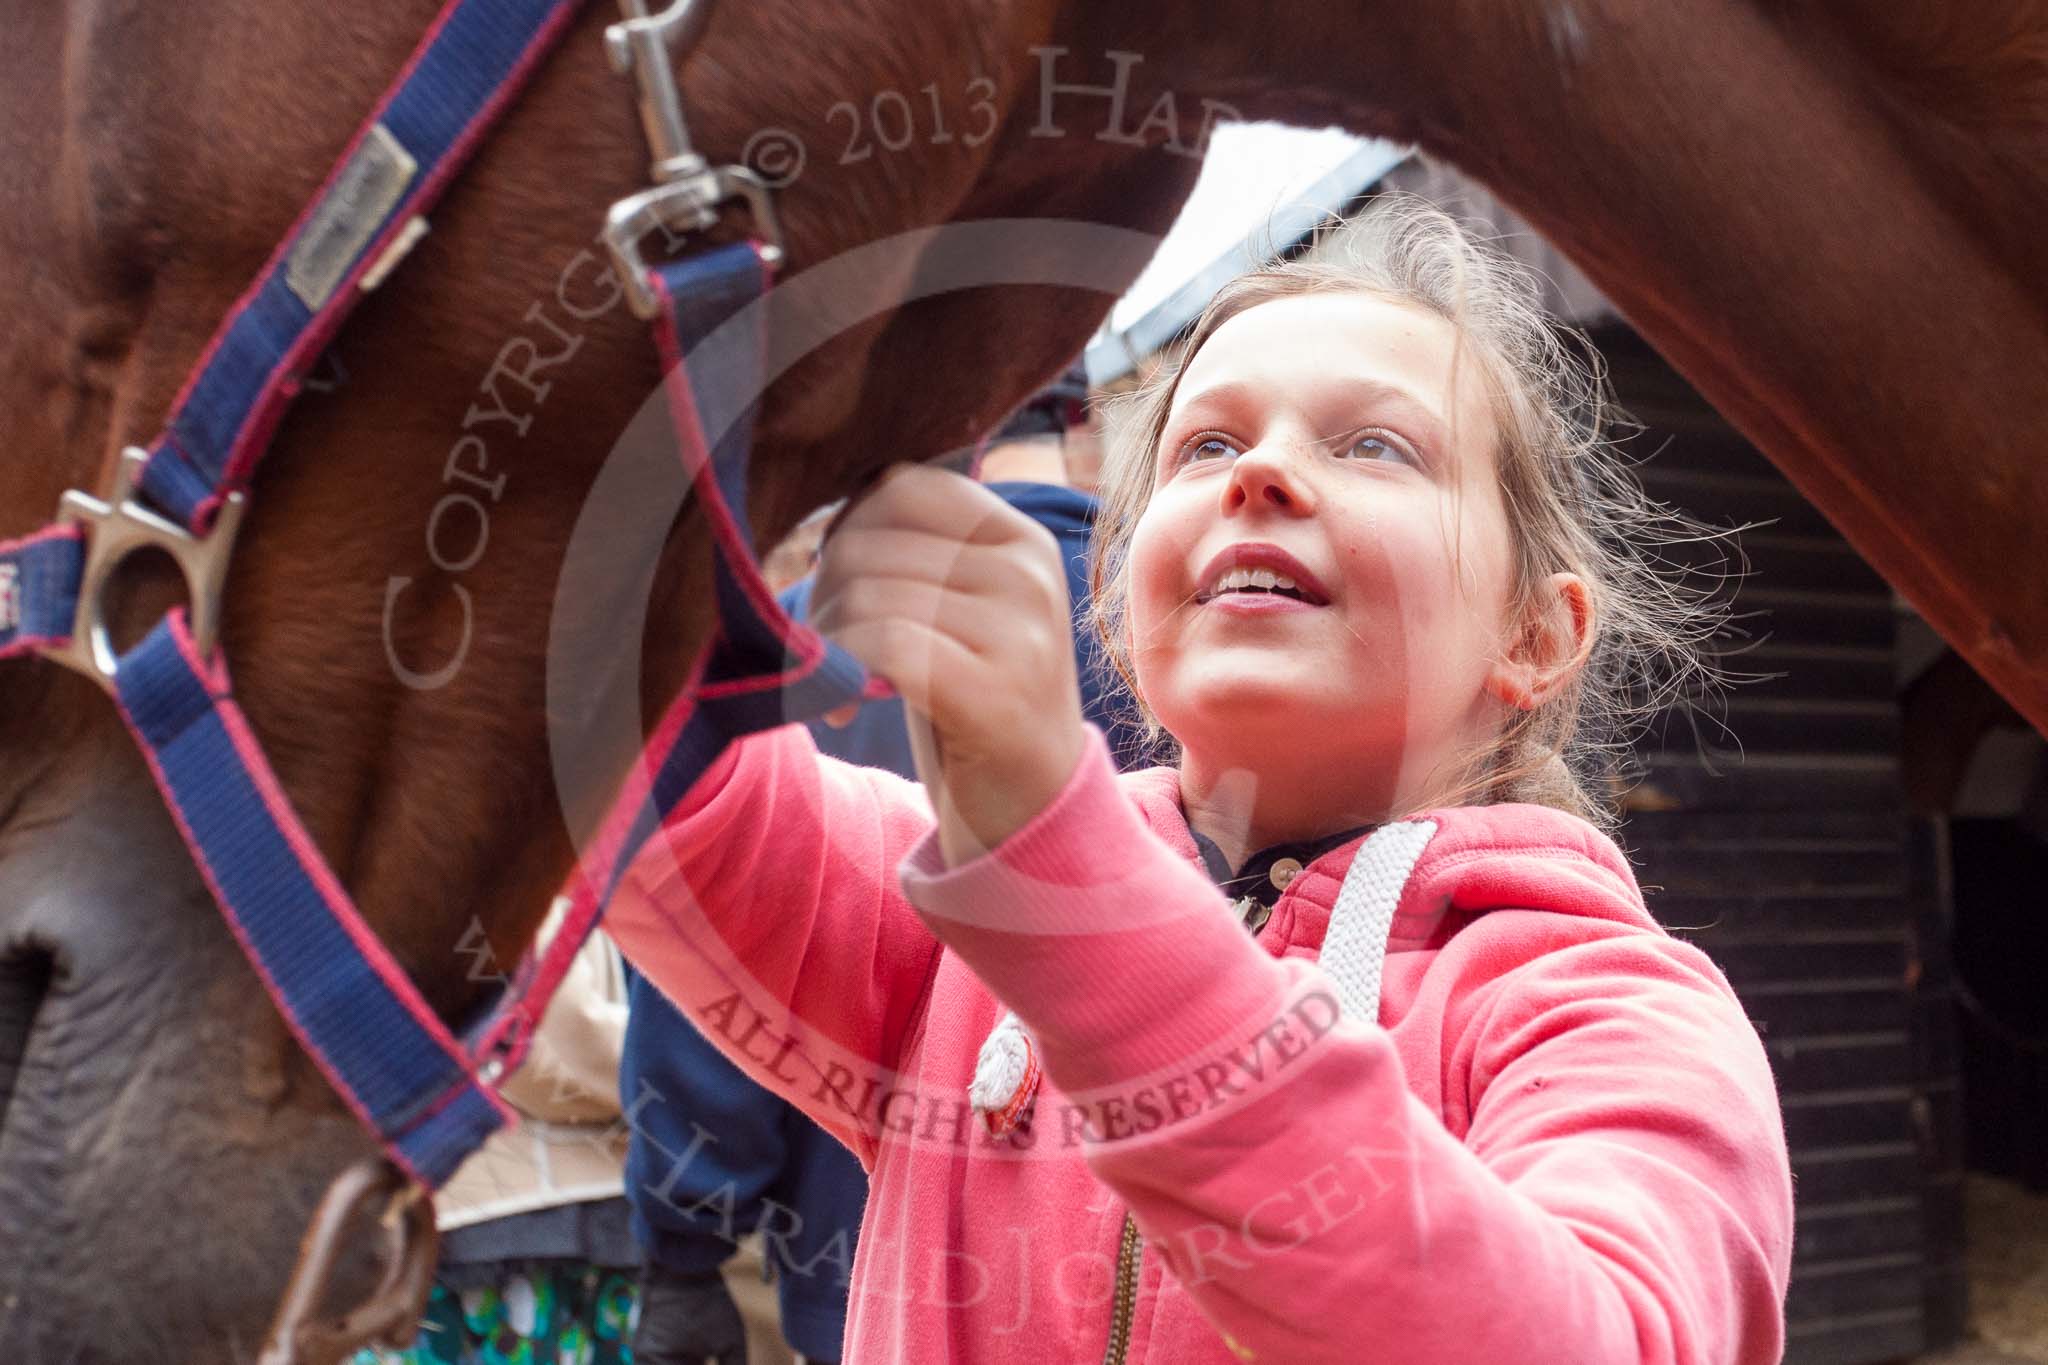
[351,1265,640,1365]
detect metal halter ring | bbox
[45,447,247,692]
[256,1156,441,1365]
[602,0,786,318]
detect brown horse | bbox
[1,0,2043,1359]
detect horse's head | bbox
[0,0,1251,1357]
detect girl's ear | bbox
[1486,572,1595,710]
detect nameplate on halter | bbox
[0,563,19,632]
[286,123,419,311]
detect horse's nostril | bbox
[0,947,54,1135]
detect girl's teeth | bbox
[1212,567,1301,595]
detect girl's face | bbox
[1127,291,1525,806]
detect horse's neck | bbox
[1787,0,2048,281]
[1182,0,2048,717]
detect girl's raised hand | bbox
[809,463,1089,868]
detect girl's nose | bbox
[1222,443,1315,516]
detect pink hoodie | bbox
[606,725,1793,1364]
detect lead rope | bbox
[969,819,1440,1135]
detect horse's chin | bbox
[0,761,383,1363]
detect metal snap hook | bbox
[599,0,786,317]
[606,0,718,185]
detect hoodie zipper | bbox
[1099,893,1273,1365]
[1235,893,1274,938]
[1100,1209,1143,1365]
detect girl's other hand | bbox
[809,463,1088,867]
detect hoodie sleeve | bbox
[898,729,1792,1364]
[606,722,944,1161]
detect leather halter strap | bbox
[0,0,870,1191]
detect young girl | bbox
[605,198,1794,1364]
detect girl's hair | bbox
[1085,193,1730,830]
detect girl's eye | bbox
[1178,435,1239,464]
[1342,428,1419,466]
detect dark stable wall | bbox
[1589,324,1967,1365]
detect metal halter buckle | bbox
[601,0,785,319]
[45,447,247,692]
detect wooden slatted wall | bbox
[1589,326,1967,1363]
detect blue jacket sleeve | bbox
[621,969,792,1273]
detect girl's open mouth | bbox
[1193,549,1333,608]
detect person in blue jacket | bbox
[626,367,1144,1365]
